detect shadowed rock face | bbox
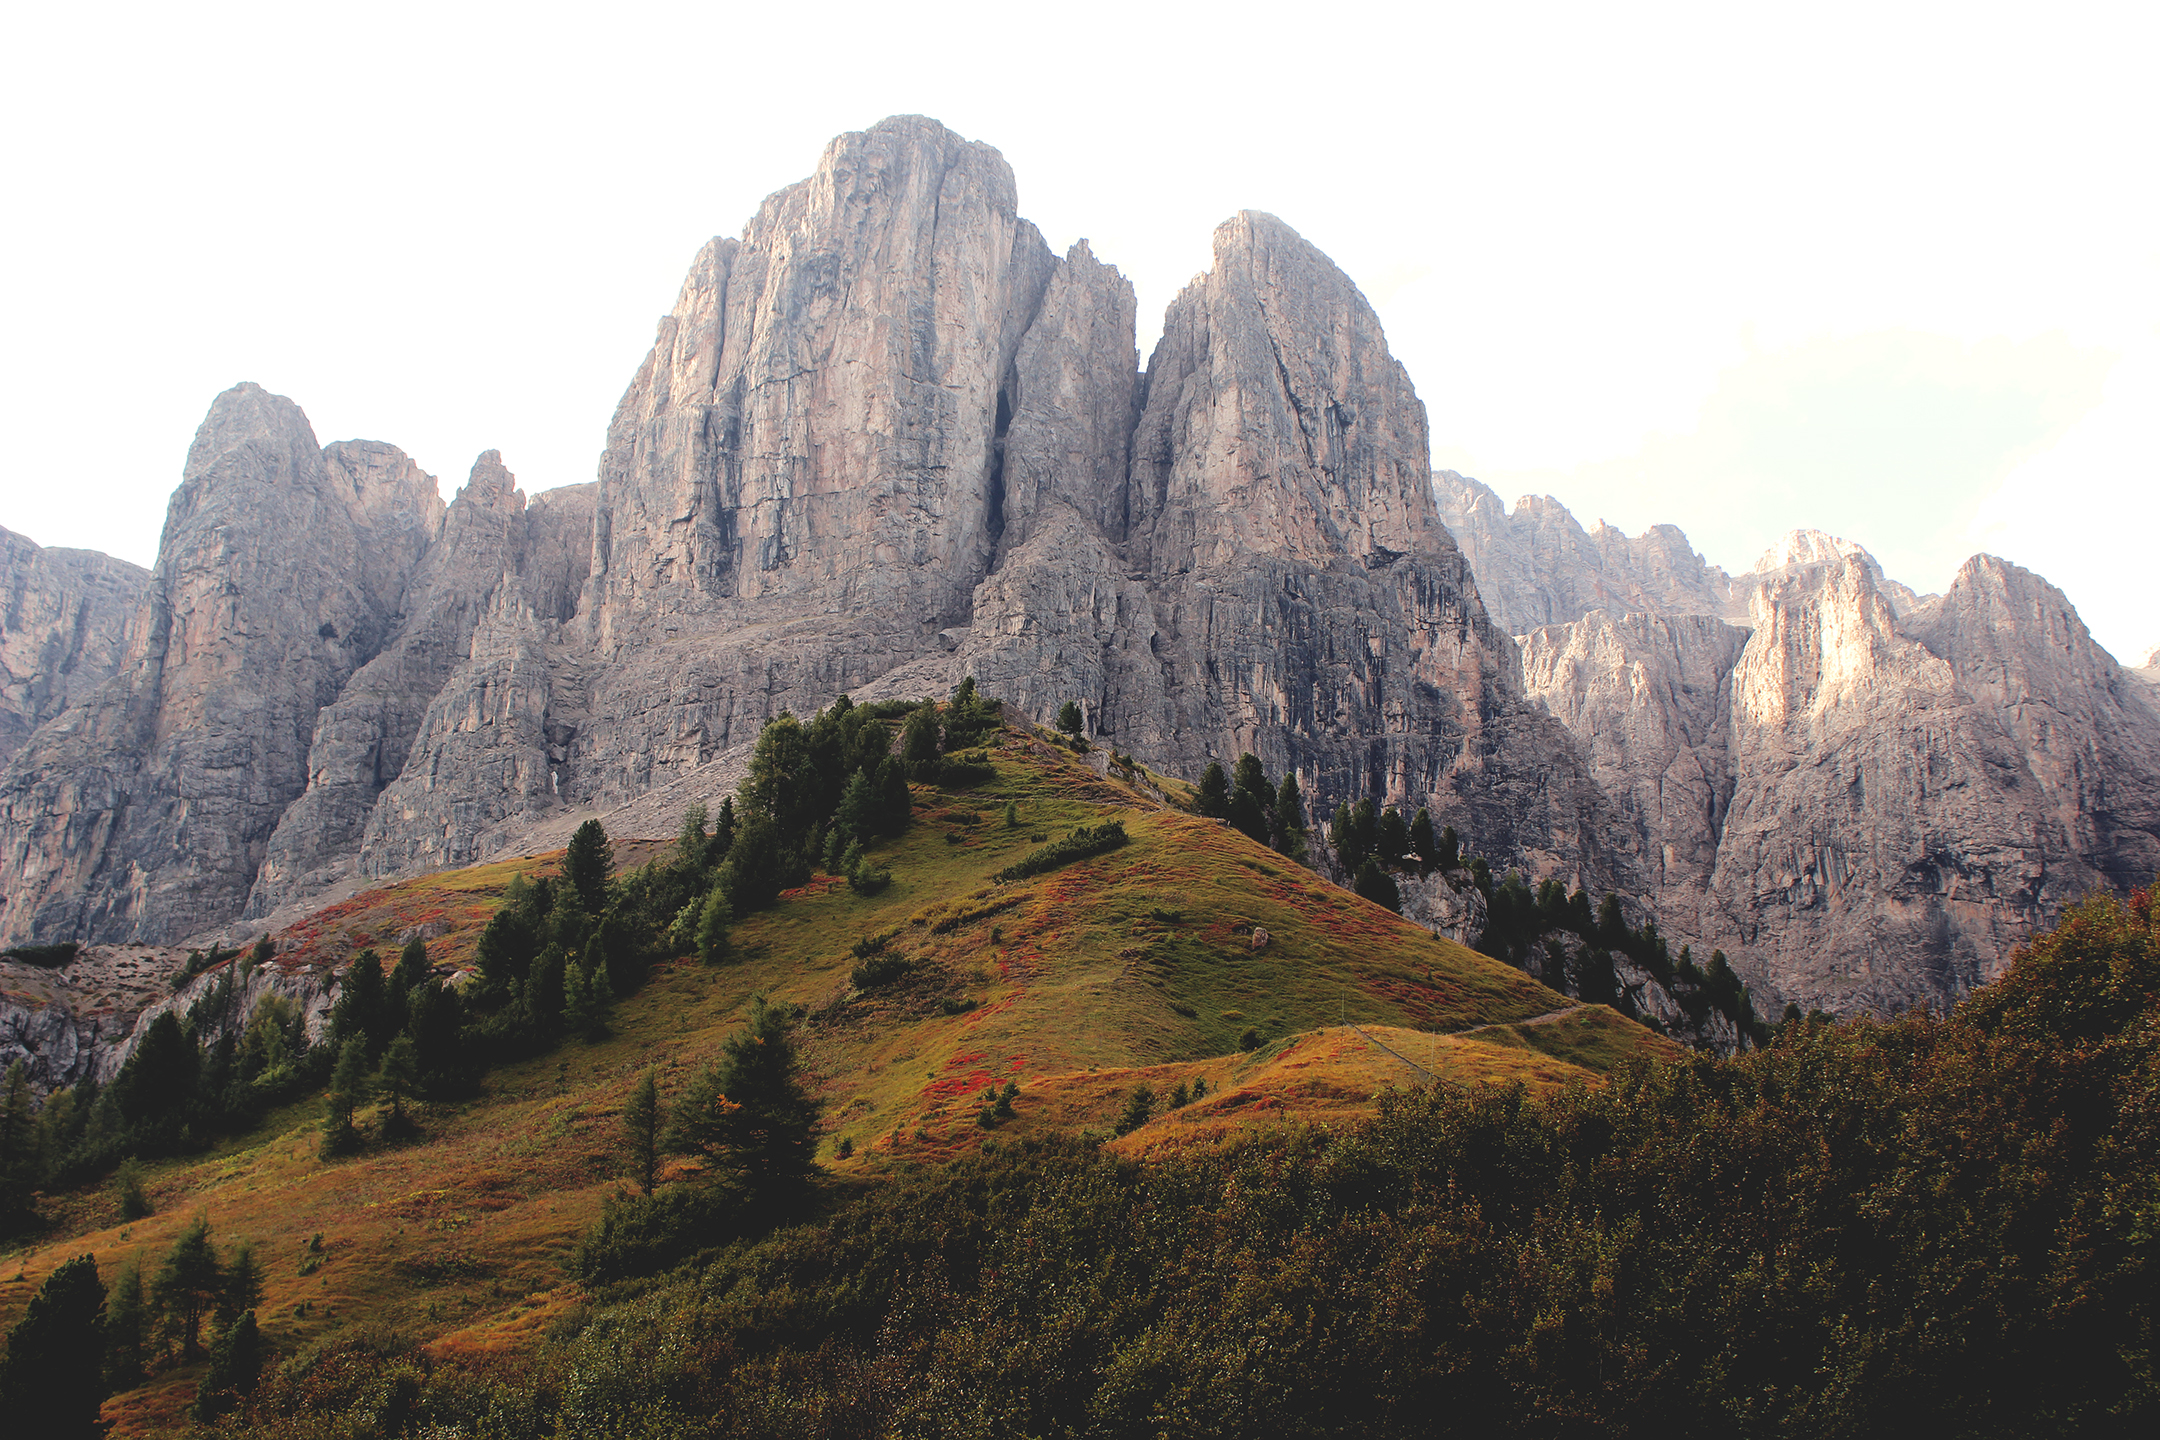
[0,384,443,944]
[0,527,149,768]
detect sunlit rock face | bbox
[1481,474,2160,1014]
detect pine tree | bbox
[1438,824,1461,872]
[834,765,879,841]
[1376,806,1410,862]
[1330,803,1367,871]
[1055,700,1084,738]
[876,755,912,835]
[376,1035,420,1123]
[1409,808,1437,867]
[901,706,942,778]
[565,818,616,915]
[190,1309,261,1422]
[1275,773,1305,837]
[664,995,821,1207]
[1232,754,1276,814]
[215,1239,262,1331]
[104,1255,145,1389]
[329,949,390,1059]
[1354,858,1403,914]
[0,1252,105,1439]
[0,1061,34,1215]
[709,796,739,863]
[323,1039,372,1154]
[151,1215,223,1359]
[675,802,709,872]
[623,1069,661,1196]
[1195,762,1231,819]
[1227,786,1270,845]
[696,889,733,966]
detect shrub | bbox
[851,954,913,989]
[994,822,1128,883]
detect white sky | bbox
[3,0,2154,664]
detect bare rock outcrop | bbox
[247,453,561,912]
[1432,471,1733,634]
[1517,611,1748,900]
[0,384,443,944]
[1515,549,2160,1015]
[0,526,150,768]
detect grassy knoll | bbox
[1,715,1670,1434]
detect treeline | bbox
[1,938,332,1235]
[0,1213,267,1436]
[1479,873,1771,1042]
[1193,753,1309,859]
[212,887,2160,1439]
[3,685,1006,1236]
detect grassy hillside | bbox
[1,713,1670,1434]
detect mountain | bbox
[1445,471,2160,1012]
[2,116,2153,1022]
[0,116,1624,962]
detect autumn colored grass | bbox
[1,717,1670,1434]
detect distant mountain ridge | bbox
[1436,470,2160,1013]
[2,116,2155,1022]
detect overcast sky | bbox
[4,1,2154,663]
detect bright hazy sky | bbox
[4,2,2154,664]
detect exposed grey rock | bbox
[249,453,568,912]
[0,385,442,944]
[356,481,596,878]
[1431,471,1733,634]
[0,527,149,768]
[0,945,183,1092]
[1516,550,2160,1015]
[1517,610,1749,901]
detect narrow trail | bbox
[1347,1004,1591,1082]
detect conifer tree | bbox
[190,1309,261,1422]
[622,1069,661,1196]
[151,1215,223,1359]
[665,995,820,1207]
[675,802,709,871]
[876,755,912,834]
[329,949,391,1059]
[1055,700,1084,738]
[104,1255,145,1389]
[709,796,738,863]
[0,1252,106,1439]
[323,1039,372,1154]
[1232,753,1276,814]
[215,1239,263,1331]
[376,1035,421,1123]
[1275,773,1305,837]
[1438,823,1461,872]
[1354,858,1403,914]
[1195,762,1231,819]
[1376,806,1410,862]
[696,889,733,966]
[1409,808,1437,867]
[902,705,942,778]
[565,818,616,915]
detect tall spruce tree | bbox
[0,1253,106,1439]
[665,995,821,1208]
[151,1215,223,1359]
[1195,762,1231,820]
[565,819,616,915]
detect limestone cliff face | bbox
[1432,471,1732,634]
[0,385,442,943]
[1517,611,1747,901]
[0,527,149,767]
[247,453,559,913]
[356,481,596,878]
[1512,535,2160,1014]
